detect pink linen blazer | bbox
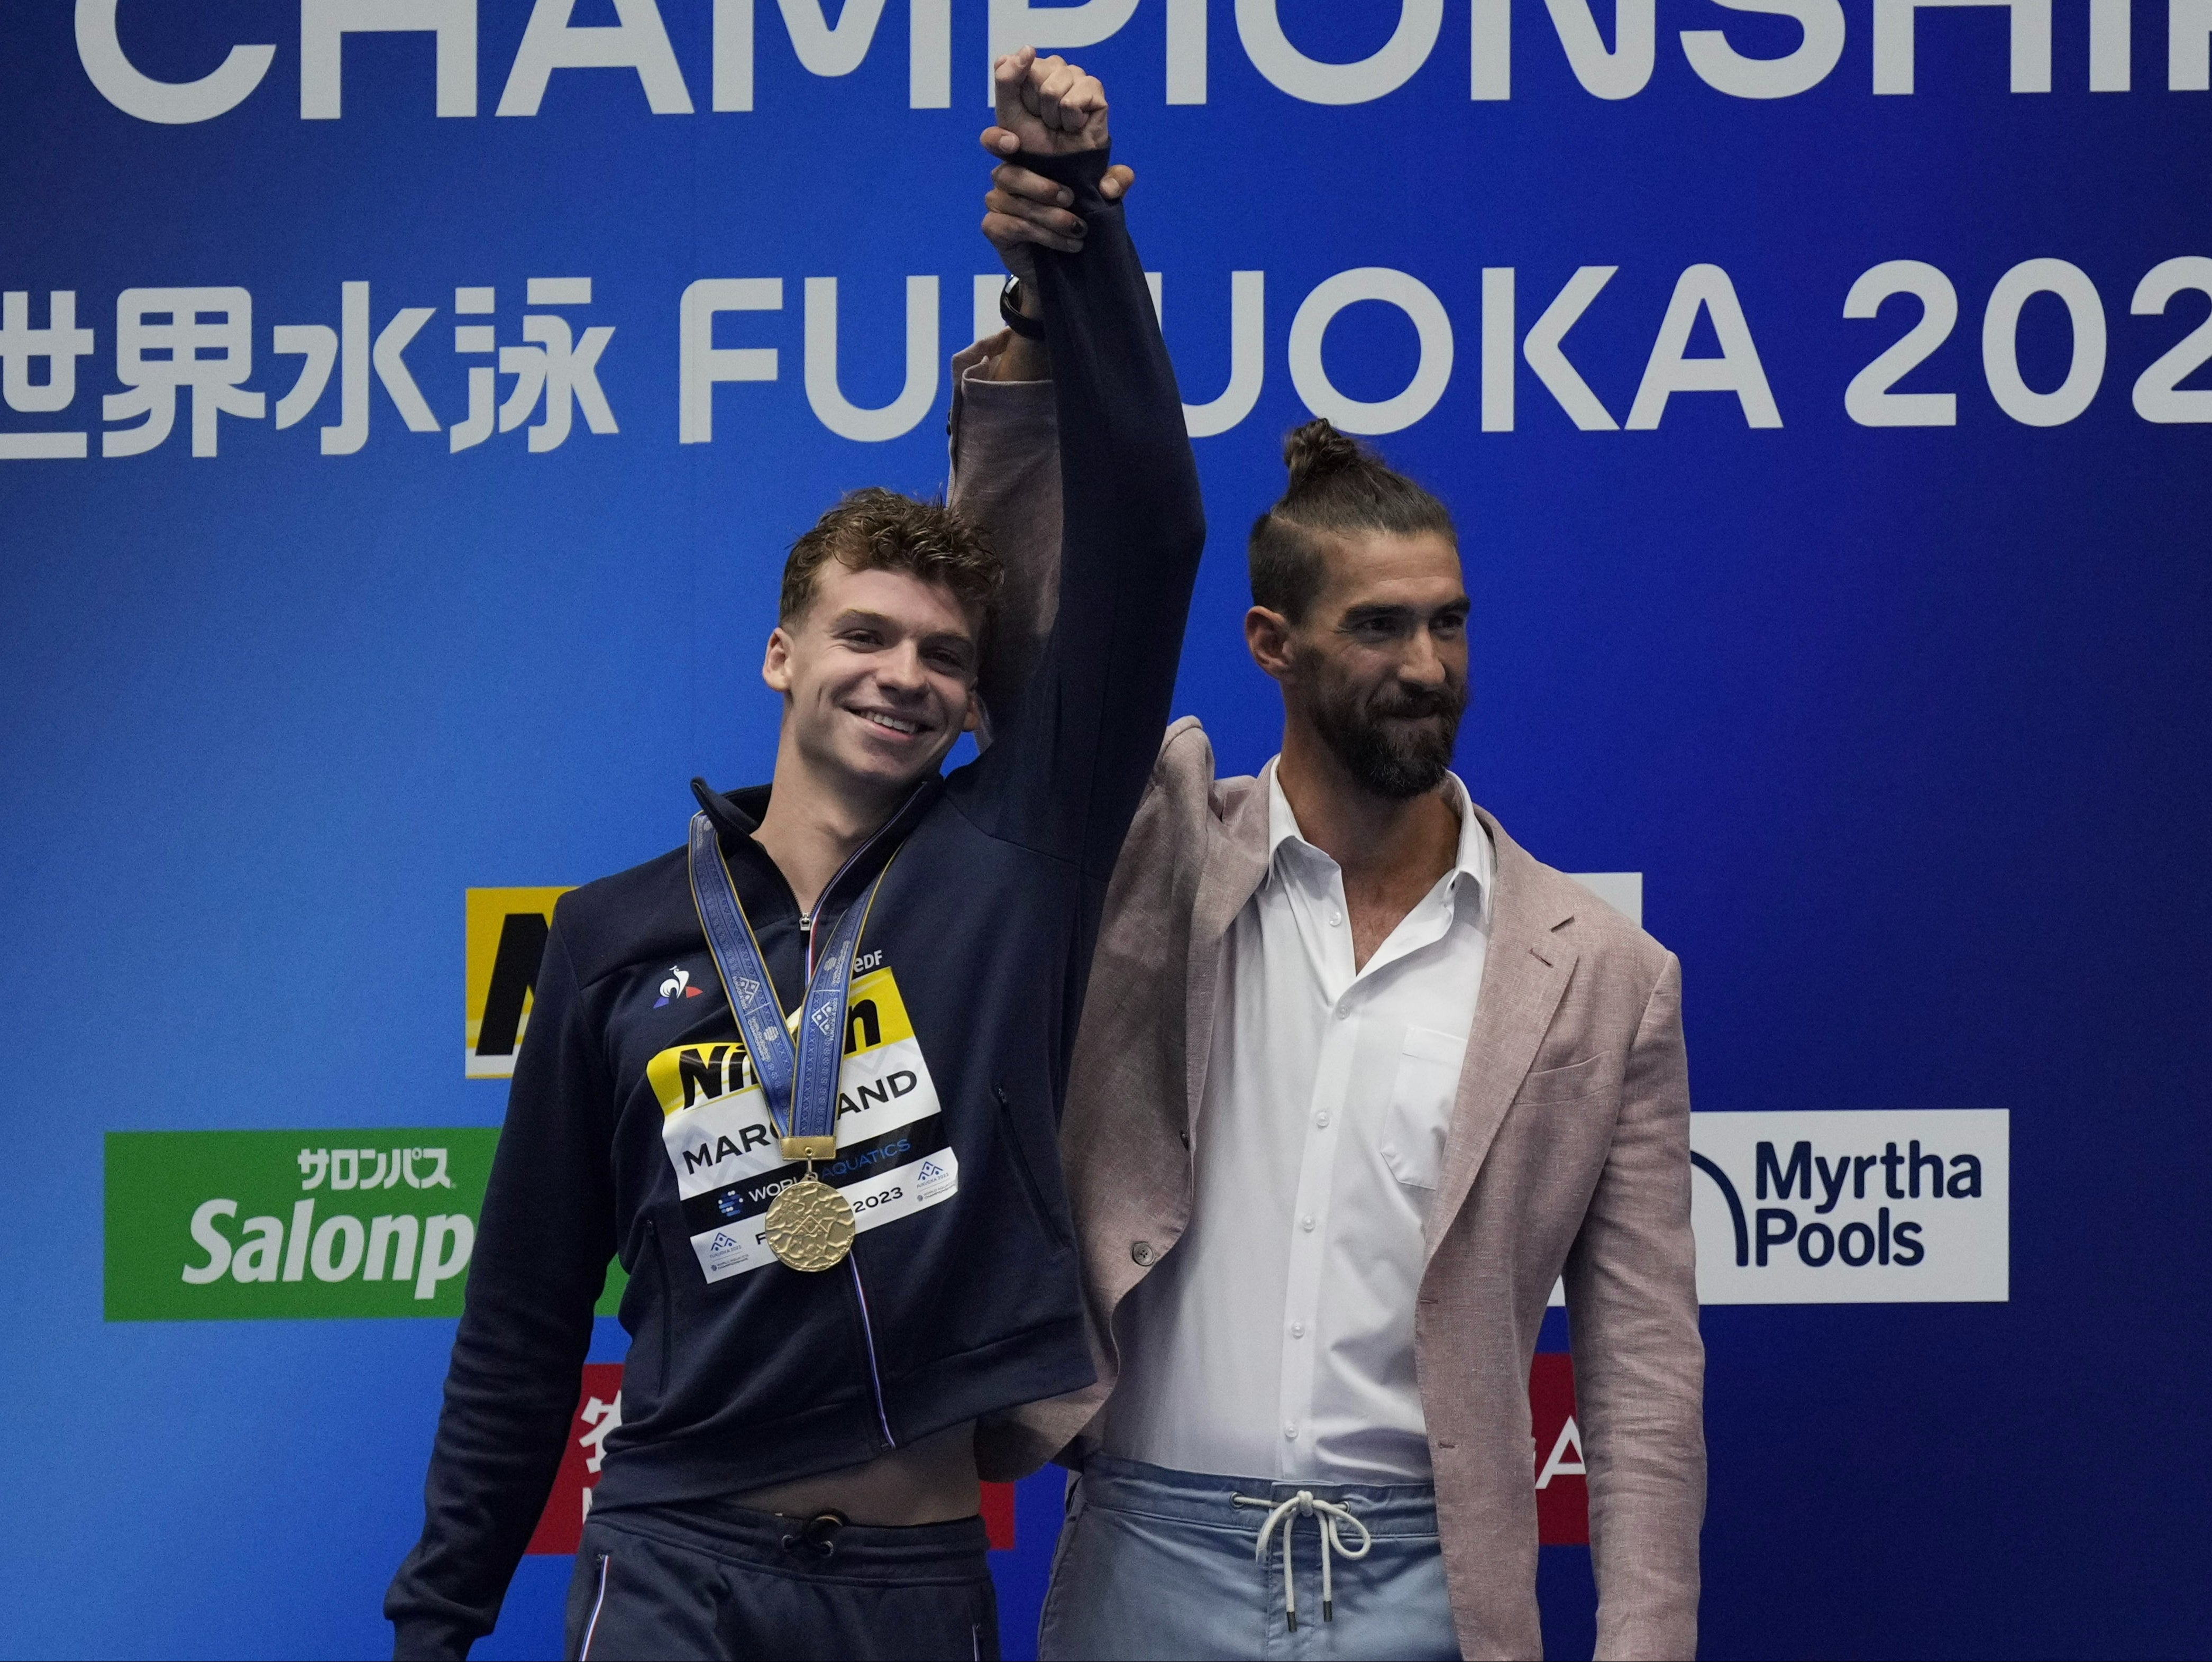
[949,345,1704,1658]
[975,720,1706,1660]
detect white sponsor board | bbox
[1690,1110,2008,1303]
[1568,872,1643,926]
[1547,1108,2009,1307]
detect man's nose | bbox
[874,641,928,692]
[1399,628,1449,686]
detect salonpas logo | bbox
[105,1129,498,1320]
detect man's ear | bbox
[762,625,795,695]
[1245,605,1295,682]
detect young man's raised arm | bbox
[947,330,1061,738]
[955,56,1205,889]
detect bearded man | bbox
[944,223,1706,1654]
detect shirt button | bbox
[1315,1110,1331,1128]
[1284,1423,1299,1440]
[1328,909,1343,926]
[1130,1241,1155,1266]
[1290,1321,1305,1338]
[1301,1216,1317,1232]
[1335,1007,1350,1021]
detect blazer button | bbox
[1130,1241,1156,1266]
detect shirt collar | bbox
[1262,757,1494,908]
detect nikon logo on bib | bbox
[651,965,957,1283]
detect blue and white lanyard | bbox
[686,810,892,1156]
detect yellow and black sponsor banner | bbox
[465,887,573,1079]
[649,966,956,1282]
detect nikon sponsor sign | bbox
[107,1129,511,1320]
[467,887,573,1079]
[1689,1111,2009,1303]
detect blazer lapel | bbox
[1426,810,1579,1259]
[1183,773,1270,1134]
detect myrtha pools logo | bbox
[1686,1110,2009,1303]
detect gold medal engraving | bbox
[764,1172,856,1271]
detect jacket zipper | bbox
[848,1256,897,1449]
[799,782,925,977]
[799,797,921,1455]
[579,1553,611,1660]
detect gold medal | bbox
[763,1170,856,1272]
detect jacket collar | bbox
[1260,759,1495,926]
[693,778,771,838]
[1425,808,1582,1260]
[689,773,943,918]
[1179,755,1273,1133]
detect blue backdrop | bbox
[3,2,2206,1656]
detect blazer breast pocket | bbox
[1379,1025,1467,1192]
[1512,1053,1612,1106]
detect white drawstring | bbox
[1231,1490,1373,1631]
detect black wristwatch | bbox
[999,276,1045,340]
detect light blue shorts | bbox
[1037,1455,1460,1661]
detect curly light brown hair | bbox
[779,487,1003,640]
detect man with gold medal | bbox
[385,48,1198,1662]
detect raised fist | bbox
[990,47,1108,157]
[979,48,1132,279]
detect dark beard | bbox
[1310,677,1468,800]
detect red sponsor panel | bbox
[527,1363,627,1555]
[528,1366,1018,1554]
[1529,1353,1588,1546]
[982,1481,1015,1551]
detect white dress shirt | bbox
[1100,760,1494,1483]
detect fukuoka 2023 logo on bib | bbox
[649,964,957,1284]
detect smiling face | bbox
[1250,529,1471,799]
[762,559,982,804]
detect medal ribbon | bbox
[687,810,893,1149]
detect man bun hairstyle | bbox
[1248,419,1457,622]
[780,486,1003,639]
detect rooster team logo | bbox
[655,966,705,1008]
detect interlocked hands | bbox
[980,47,1136,281]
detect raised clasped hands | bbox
[980,47,1135,280]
